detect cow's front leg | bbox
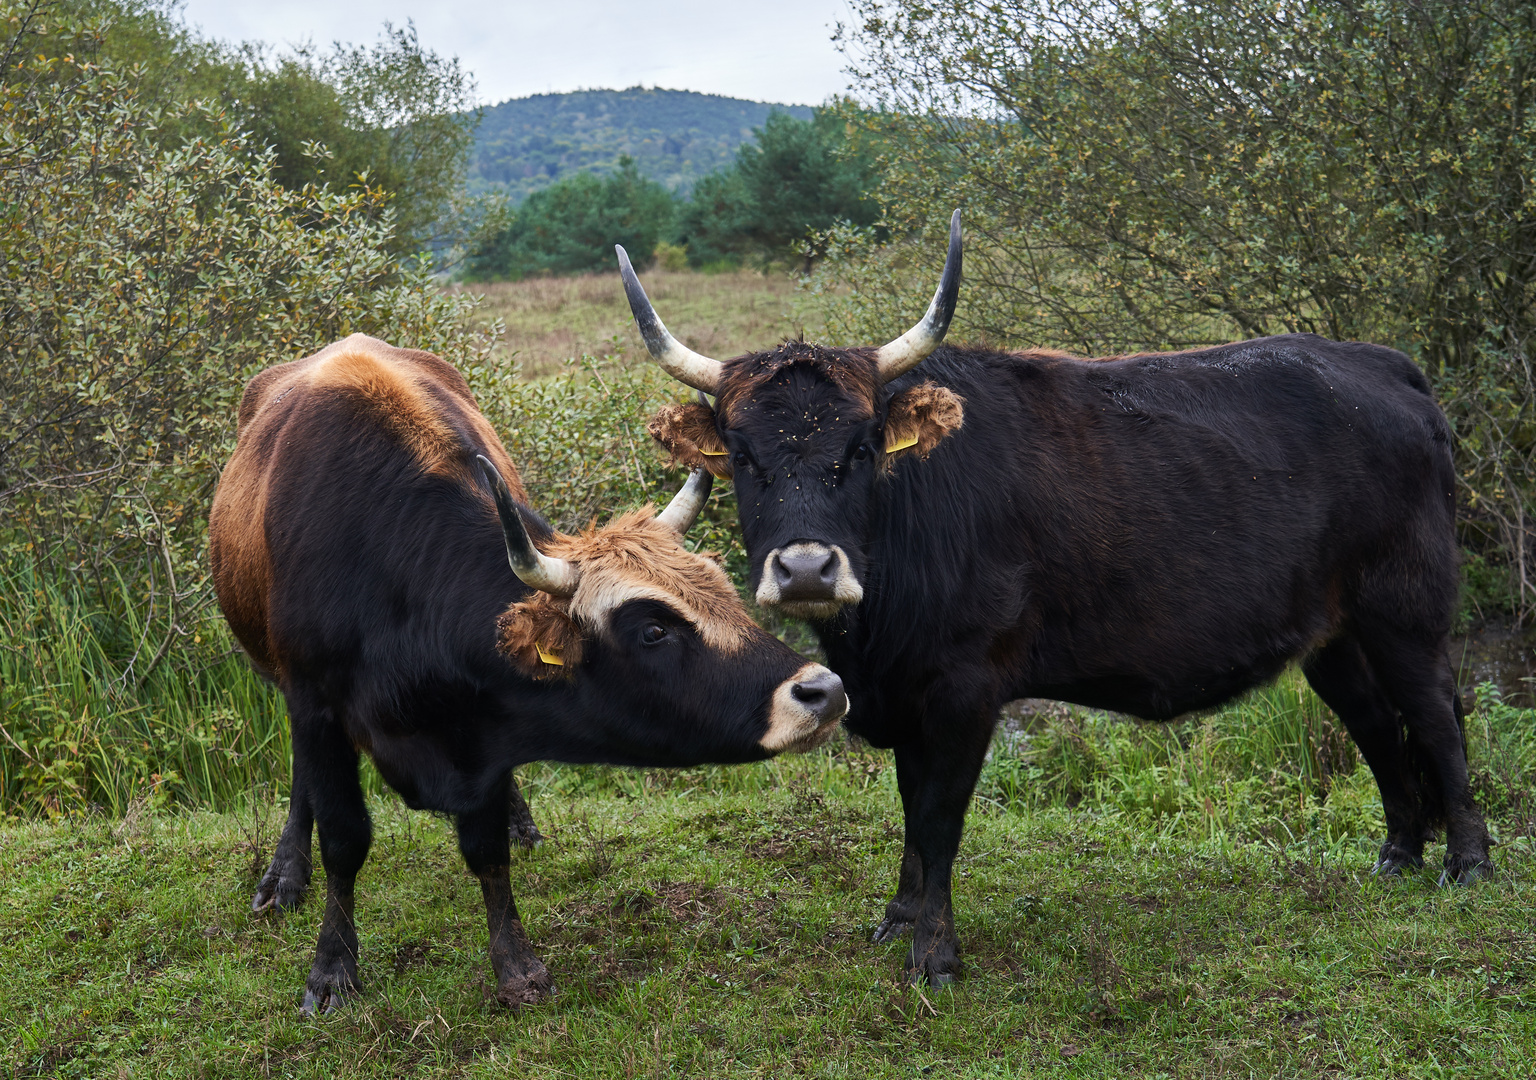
[905,711,995,986]
[872,744,925,942]
[458,777,552,1008]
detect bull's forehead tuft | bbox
[720,345,880,425]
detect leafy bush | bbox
[828,0,1536,618]
[0,3,501,814]
[464,157,676,280]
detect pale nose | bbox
[772,546,839,601]
[791,668,848,724]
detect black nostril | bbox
[791,670,847,722]
[818,552,838,584]
[792,683,827,709]
[772,553,794,589]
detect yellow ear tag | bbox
[699,447,729,456]
[535,643,564,666]
[885,431,919,454]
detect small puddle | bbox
[1453,622,1536,709]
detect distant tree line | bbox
[462,108,884,279]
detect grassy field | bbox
[448,269,824,378]
[3,678,1533,1079]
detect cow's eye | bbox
[733,451,750,469]
[640,623,669,645]
[853,443,873,461]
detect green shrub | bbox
[464,157,676,280]
[674,108,882,270]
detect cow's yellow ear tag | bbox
[885,431,919,454]
[699,447,729,456]
[535,643,564,666]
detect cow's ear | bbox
[883,382,964,465]
[496,595,584,680]
[647,402,733,479]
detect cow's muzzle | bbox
[761,663,849,752]
[755,542,863,619]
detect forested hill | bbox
[468,87,814,201]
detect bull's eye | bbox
[641,623,669,645]
[853,442,874,461]
[733,451,750,469]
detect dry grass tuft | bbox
[448,269,824,378]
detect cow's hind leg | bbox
[458,774,552,1008]
[508,770,542,849]
[253,763,313,912]
[1357,630,1491,884]
[1303,635,1431,875]
[872,744,925,943]
[291,695,372,1014]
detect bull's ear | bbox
[883,382,964,464]
[647,402,733,479]
[496,596,584,680]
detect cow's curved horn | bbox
[654,467,713,536]
[476,455,581,597]
[874,209,963,383]
[616,245,722,393]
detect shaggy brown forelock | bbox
[494,507,755,677]
[717,345,882,425]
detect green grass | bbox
[3,682,1533,1078]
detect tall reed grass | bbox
[0,553,290,817]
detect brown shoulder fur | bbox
[883,382,965,466]
[647,402,733,478]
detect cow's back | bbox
[209,335,524,681]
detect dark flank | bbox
[623,217,1490,988]
[208,334,845,1013]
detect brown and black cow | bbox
[617,212,1491,987]
[209,334,846,1012]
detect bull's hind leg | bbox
[1303,635,1431,874]
[872,744,925,943]
[290,695,373,1014]
[456,774,552,1008]
[1357,631,1491,884]
[253,764,313,912]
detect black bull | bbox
[622,220,1493,986]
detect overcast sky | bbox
[178,0,858,107]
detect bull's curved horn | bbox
[616,245,722,393]
[874,209,963,383]
[476,455,581,597]
[654,467,713,536]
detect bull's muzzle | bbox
[761,663,849,752]
[756,542,864,619]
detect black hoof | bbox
[929,972,956,988]
[300,985,350,1016]
[1439,858,1493,888]
[872,917,913,944]
[252,869,309,913]
[1370,841,1423,878]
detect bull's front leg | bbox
[457,777,552,1007]
[902,710,996,987]
[872,744,926,942]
